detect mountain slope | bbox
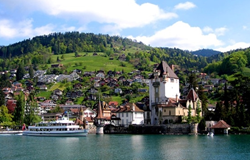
[191,49,222,57]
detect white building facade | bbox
[149,61,180,125]
[113,103,144,127]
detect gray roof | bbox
[150,61,178,79]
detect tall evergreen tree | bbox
[187,104,192,124]
[0,90,5,106]
[223,83,230,111]
[197,85,208,116]
[13,93,25,125]
[214,102,224,121]
[29,65,34,79]
[188,73,198,90]
[16,64,25,81]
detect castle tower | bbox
[94,100,105,134]
[149,61,180,125]
[80,107,84,122]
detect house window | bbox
[164,109,166,112]
[122,113,123,117]
[171,78,174,82]
[169,111,171,115]
[126,112,128,117]
[126,119,128,125]
[122,119,124,124]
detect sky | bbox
[0,0,250,52]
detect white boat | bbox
[22,116,88,137]
[207,132,214,137]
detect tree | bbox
[29,65,34,79]
[75,51,79,57]
[50,106,64,113]
[214,102,224,121]
[24,94,41,125]
[197,85,208,116]
[0,105,13,123]
[188,73,198,90]
[61,54,65,60]
[13,93,25,125]
[187,104,192,124]
[0,90,5,107]
[196,100,202,123]
[16,64,25,81]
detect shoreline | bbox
[0,130,23,134]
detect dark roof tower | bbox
[150,61,178,79]
[186,88,199,102]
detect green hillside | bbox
[51,52,135,73]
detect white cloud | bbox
[215,27,227,36]
[128,21,223,51]
[203,26,227,36]
[0,19,55,39]
[174,2,196,10]
[215,42,250,52]
[203,27,213,33]
[243,25,248,30]
[1,0,177,30]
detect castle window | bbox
[155,88,158,93]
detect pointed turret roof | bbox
[150,61,178,79]
[96,100,103,119]
[186,88,198,102]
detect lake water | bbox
[0,134,250,160]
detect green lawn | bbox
[48,82,73,91]
[111,96,123,105]
[51,52,135,73]
[36,91,52,99]
[242,67,250,77]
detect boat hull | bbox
[22,130,88,137]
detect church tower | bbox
[149,61,180,125]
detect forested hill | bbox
[0,32,150,58]
[191,49,222,57]
[2,31,247,74]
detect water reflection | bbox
[1,134,250,160]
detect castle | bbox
[149,61,202,125]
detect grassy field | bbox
[242,67,250,77]
[51,52,135,73]
[36,91,52,99]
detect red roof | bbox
[186,88,198,102]
[211,120,230,129]
[109,101,118,106]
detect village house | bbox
[111,103,144,127]
[53,89,63,96]
[114,88,123,94]
[51,64,63,68]
[39,100,57,114]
